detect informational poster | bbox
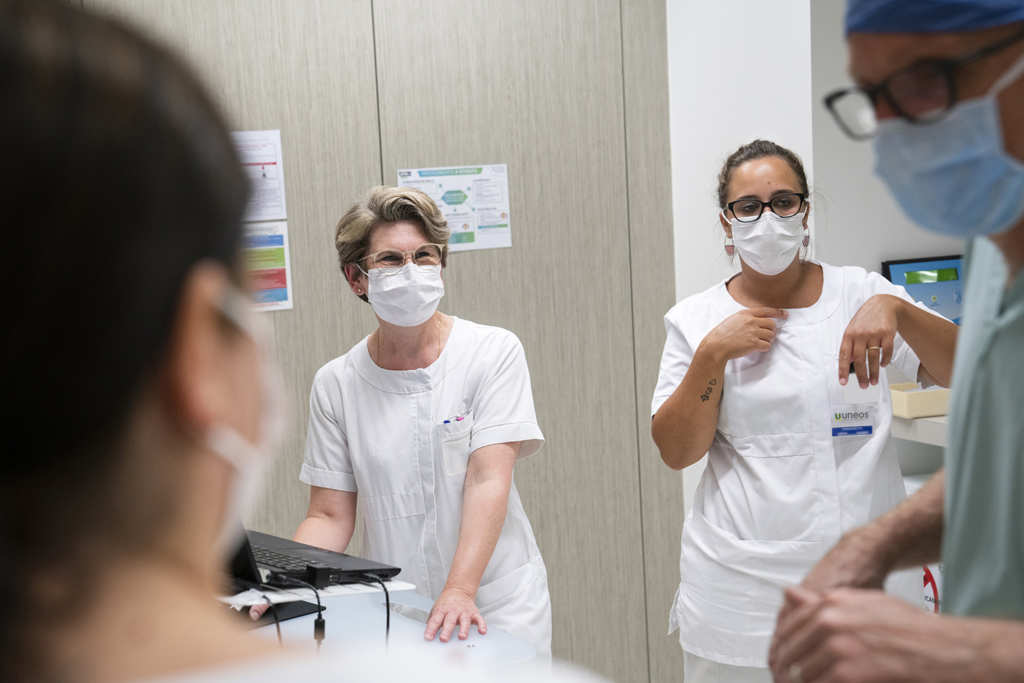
[244,221,293,310]
[397,164,511,252]
[232,130,293,311]
[232,130,288,222]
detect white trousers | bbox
[683,651,772,683]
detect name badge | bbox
[832,404,876,437]
[839,379,881,405]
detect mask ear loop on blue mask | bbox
[990,48,1024,96]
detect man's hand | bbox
[782,529,886,618]
[800,529,890,595]
[770,587,939,683]
[424,586,487,643]
[771,528,891,661]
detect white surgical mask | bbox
[206,288,287,557]
[367,263,445,327]
[727,210,806,276]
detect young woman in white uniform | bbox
[651,140,958,682]
[283,187,551,654]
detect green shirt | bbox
[944,236,1024,618]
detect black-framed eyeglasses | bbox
[726,193,806,223]
[824,26,1024,140]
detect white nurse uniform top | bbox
[300,317,551,653]
[652,262,928,667]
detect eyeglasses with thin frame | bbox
[357,243,445,275]
[824,26,1024,140]
[726,192,807,223]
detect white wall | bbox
[667,0,815,510]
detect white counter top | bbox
[891,415,948,448]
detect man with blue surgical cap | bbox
[770,1,1024,681]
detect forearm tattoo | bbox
[699,378,717,403]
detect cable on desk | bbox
[358,574,390,645]
[259,593,283,646]
[269,574,325,652]
[255,581,297,646]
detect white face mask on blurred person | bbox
[727,210,806,276]
[367,263,445,327]
[206,287,287,557]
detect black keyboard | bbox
[252,545,308,572]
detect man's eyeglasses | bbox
[824,27,1024,140]
[726,193,806,223]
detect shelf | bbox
[891,415,948,448]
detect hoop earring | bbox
[724,236,734,257]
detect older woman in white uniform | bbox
[651,140,958,681]
[286,186,550,653]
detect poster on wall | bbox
[397,164,511,252]
[232,129,288,222]
[244,221,293,311]
[232,129,293,311]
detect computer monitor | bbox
[882,255,964,325]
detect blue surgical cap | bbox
[846,0,1024,34]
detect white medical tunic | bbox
[651,263,925,667]
[300,317,551,653]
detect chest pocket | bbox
[823,353,881,443]
[439,412,474,477]
[718,348,813,437]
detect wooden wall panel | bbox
[372,1,648,679]
[621,2,682,680]
[84,0,384,537]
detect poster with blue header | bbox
[397,164,512,252]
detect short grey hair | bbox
[335,185,449,278]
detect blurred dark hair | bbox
[0,0,248,679]
[716,139,810,209]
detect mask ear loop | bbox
[991,49,1024,95]
[348,263,369,297]
[211,283,289,491]
[217,286,286,444]
[219,286,274,349]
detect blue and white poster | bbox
[397,163,512,252]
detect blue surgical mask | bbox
[873,51,1024,238]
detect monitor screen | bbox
[902,267,959,285]
[882,255,963,325]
